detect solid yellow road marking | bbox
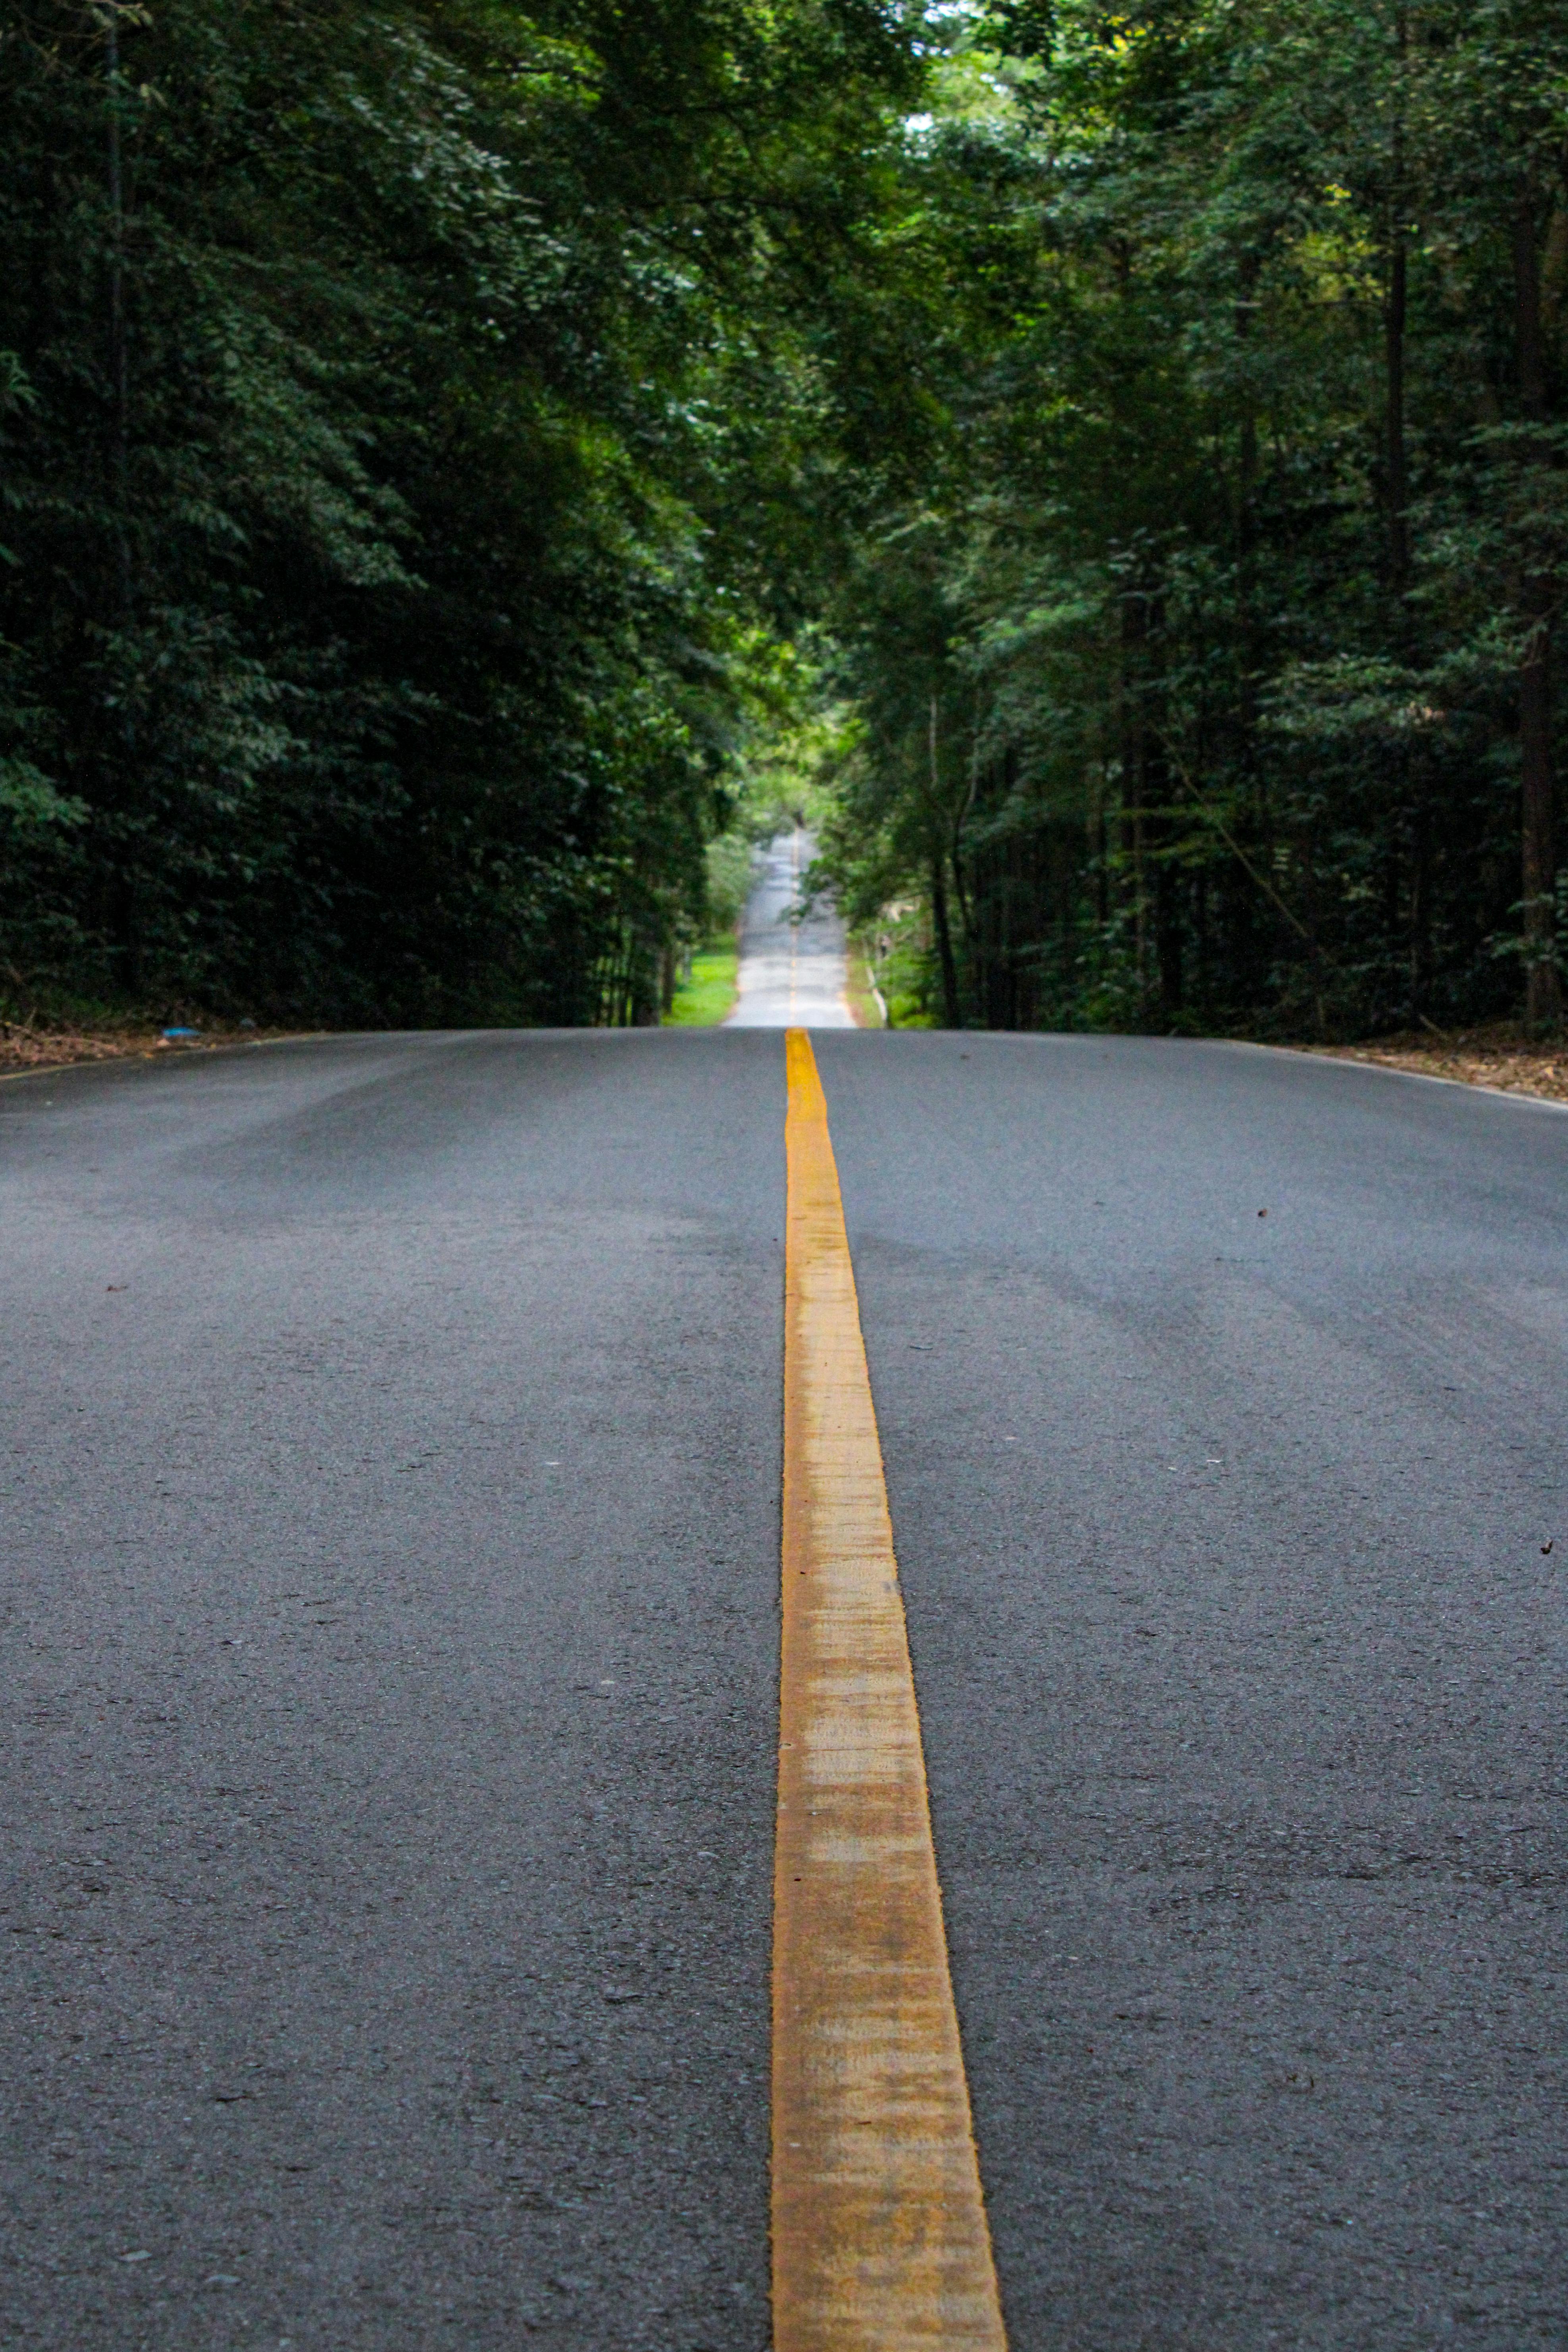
[772,1029,1007,2352]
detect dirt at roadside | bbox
[0,1022,298,1080]
[1307,1022,1568,1105]
[9,1010,1565,1104]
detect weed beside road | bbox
[664,949,740,1027]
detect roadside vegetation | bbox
[842,941,886,1029]
[809,0,1568,1046]
[664,948,740,1028]
[0,0,915,1032]
[4,2,1568,1062]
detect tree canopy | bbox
[814,0,1568,1037]
[4,0,1567,1035]
[1,0,919,1024]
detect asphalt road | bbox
[726,831,854,1028]
[4,1030,1566,2350]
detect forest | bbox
[2,0,1566,1038]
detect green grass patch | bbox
[664,945,739,1026]
[843,939,885,1028]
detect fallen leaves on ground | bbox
[0,1023,295,1079]
[1307,1023,1568,1105]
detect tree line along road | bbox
[3,1024,1565,2349]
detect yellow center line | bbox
[772,1029,1008,2352]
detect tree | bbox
[813,0,1568,1038]
[0,0,926,1022]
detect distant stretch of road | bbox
[726,828,854,1027]
[4,1028,1565,2349]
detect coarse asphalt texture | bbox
[3,1028,1566,2350]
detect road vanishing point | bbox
[4,885,1567,2349]
[727,829,856,1030]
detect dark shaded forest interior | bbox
[3,0,1566,1038]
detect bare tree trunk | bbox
[950,700,981,955]
[1521,631,1558,1023]
[1513,174,1561,1026]
[1385,220,1408,590]
[104,7,131,619]
[930,853,962,1028]
[928,694,963,1025]
[1132,802,1148,1007]
[1387,35,1429,1029]
[1234,255,1261,586]
[1386,8,1409,600]
[1408,781,1433,1020]
[1155,856,1182,1015]
[1119,594,1147,1009]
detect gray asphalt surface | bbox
[4,1030,1566,2350]
[4,1033,784,2352]
[726,831,854,1028]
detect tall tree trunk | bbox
[1386,8,1409,600]
[1385,242,1408,598]
[104,7,131,618]
[928,693,964,1025]
[1132,804,1148,1007]
[1122,583,1180,1015]
[1513,174,1561,1026]
[1386,237,1408,587]
[951,703,980,954]
[1521,632,1558,1023]
[1234,255,1261,583]
[931,852,962,1028]
[1387,35,1426,1027]
[1120,591,1147,1007]
[1141,596,1180,1017]
[1408,781,1432,1020]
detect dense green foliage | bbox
[0,0,915,1024]
[6,0,1566,1036]
[815,0,1568,1036]
[663,943,740,1023]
